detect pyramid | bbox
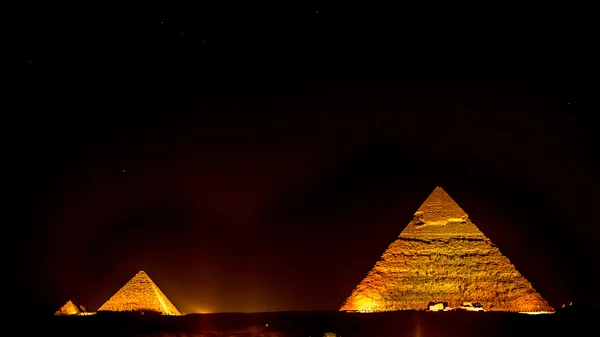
[55,300,81,316]
[97,270,181,315]
[340,186,554,313]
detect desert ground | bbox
[42,307,587,337]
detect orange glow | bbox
[188,305,213,314]
[353,296,380,313]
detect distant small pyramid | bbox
[97,270,181,315]
[340,186,554,313]
[55,300,81,316]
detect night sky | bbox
[14,6,598,315]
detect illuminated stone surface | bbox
[98,270,181,315]
[55,300,81,316]
[340,186,554,313]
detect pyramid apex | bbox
[415,186,467,226]
[432,185,447,193]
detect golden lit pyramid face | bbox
[340,186,554,313]
[97,270,181,315]
[55,300,81,316]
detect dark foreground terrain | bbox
[39,307,587,337]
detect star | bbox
[122,169,126,173]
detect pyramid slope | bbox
[98,271,181,315]
[55,300,81,316]
[340,186,554,313]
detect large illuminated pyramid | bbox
[340,186,554,313]
[97,270,181,315]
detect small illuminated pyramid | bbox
[55,300,81,316]
[97,270,181,315]
[340,186,554,313]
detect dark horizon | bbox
[14,5,597,316]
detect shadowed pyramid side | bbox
[340,186,554,313]
[97,270,181,315]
